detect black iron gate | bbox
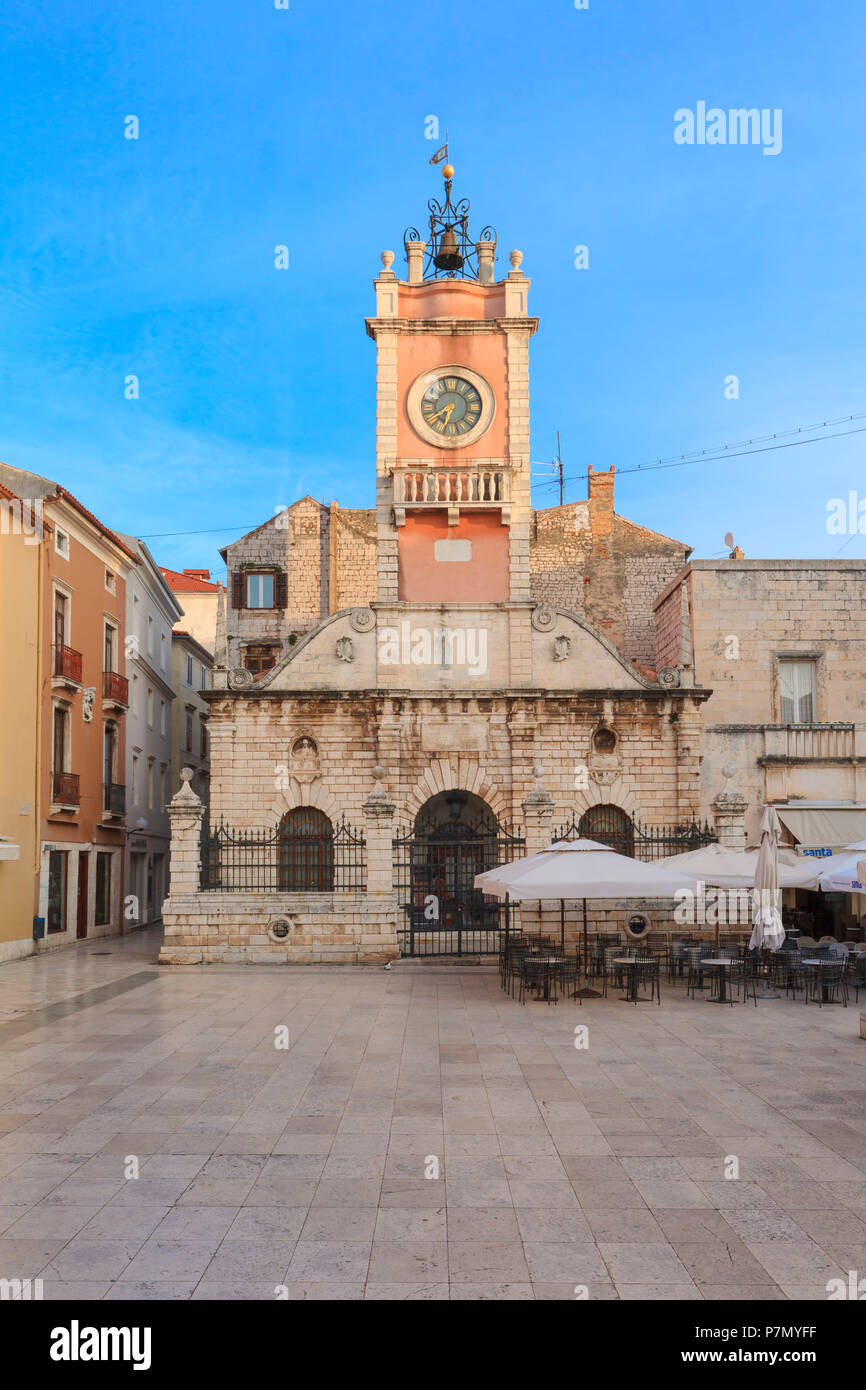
[393,813,524,957]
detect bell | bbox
[433,225,464,272]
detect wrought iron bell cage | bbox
[404,172,496,282]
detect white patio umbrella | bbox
[661,842,820,890]
[475,838,701,992]
[817,840,866,894]
[749,805,786,952]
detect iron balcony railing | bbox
[52,771,80,806]
[103,782,126,815]
[53,644,83,683]
[102,670,129,705]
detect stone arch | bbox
[402,758,508,824]
[577,803,635,855]
[571,778,640,822]
[268,777,341,826]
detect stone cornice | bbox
[365,316,539,340]
[203,685,713,705]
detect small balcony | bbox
[760,723,858,762]
[103,782,126,819]
[390,459,513,526]
[52,644,83,691]
[51,771,80,810]
[102,669,129,712]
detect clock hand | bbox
[429,402,456,425]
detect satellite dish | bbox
[724,532,735,549]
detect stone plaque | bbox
[420,720,488,754]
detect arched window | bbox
[278,808,334,891]
[578,804,634,857]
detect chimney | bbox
[587,465,615,536]
[183,568,210,581]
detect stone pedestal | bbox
[361,776,400,962]
[522,765,554,854]
[362,780,396,898]
[713,788,748,848]
[160,770,205,965]
[164,769,204,896]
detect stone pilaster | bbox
[675,695,704,822]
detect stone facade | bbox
[162,599,710,961]
[220,476,688,683]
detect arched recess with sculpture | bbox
[266,733,341,826]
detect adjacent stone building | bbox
[119,535,183,928]
[655,559,866,869]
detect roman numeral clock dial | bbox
[421,376,483,437]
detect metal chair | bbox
[633,956,661,1005]
[502,940,531,997]
[844,953,866,1002]
[726,958,758,1006]
[778,949,806,998]
[685,946,712,998]
[556,954,583,1004]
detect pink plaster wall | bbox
[397,512,510,601]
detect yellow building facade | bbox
[0,482,43,959]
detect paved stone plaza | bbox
[0,927,864,1301]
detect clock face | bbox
[420,376,484,438]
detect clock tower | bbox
[366,163,537,607]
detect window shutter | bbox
[274,572,288,609]
[231,572,244,608]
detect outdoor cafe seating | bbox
[499,926,863,1010]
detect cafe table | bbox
[612,956,643,1003]
[529,954,566,1002]
[802,958,837,1003]
[700,957,736,1003]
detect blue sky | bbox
[1,0,863,577]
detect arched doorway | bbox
[394,791,524,955]
[278,807,334,891]
[578,804,635,856]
